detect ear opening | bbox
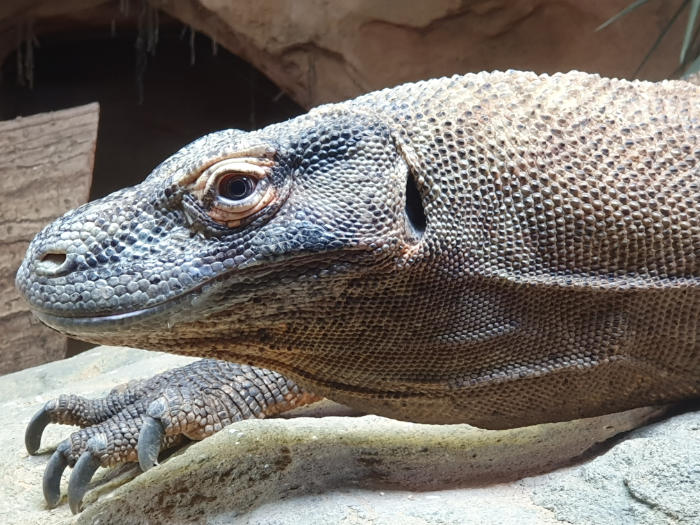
[404,168,426,239]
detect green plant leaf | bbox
[680,0,700,62]
[683,53,700,75]
[633,0,690,76]
[597,0,700,77]
[596,0,655,31]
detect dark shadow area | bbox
[1,22,304,356]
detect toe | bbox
[26,405,52,455]
[43,440,71,508]
[68,434,106,514]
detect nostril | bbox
[40,252,67,266]
[36,251,72,276]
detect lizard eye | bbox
[218,174,257,202]
[190,157,276,227]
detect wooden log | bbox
[0,103,98,374]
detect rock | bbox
[0,103,98,374]
[0,1,691,108]
[525,412,700,525]
[1,345,696,524]
[150,0,689,107]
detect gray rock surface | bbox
[0,346,696,525]
[526,411,700,525]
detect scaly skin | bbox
[25,359,319,512]
[17,71,699,511]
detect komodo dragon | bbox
[16,70,699,513]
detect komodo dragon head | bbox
[16,106,428,372]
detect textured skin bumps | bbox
[28,360,314,466]
[17,71,700,429]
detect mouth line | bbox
[33,293,188,329]
[29,249,372,329]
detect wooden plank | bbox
[0,103,98,374]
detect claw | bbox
[138,414,165,472]
[26,404,51,455]
[43,441,70,508]
[68,434,105,514]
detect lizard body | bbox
[18,70,700,426]
[15,70,700,508]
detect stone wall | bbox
[1,0,690,108]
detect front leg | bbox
[25,359,321,513]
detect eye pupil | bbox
[219,175,255,201]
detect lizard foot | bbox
[25,359,319,513]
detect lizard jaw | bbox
[29,282,206,344]
[26,249,379,344]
